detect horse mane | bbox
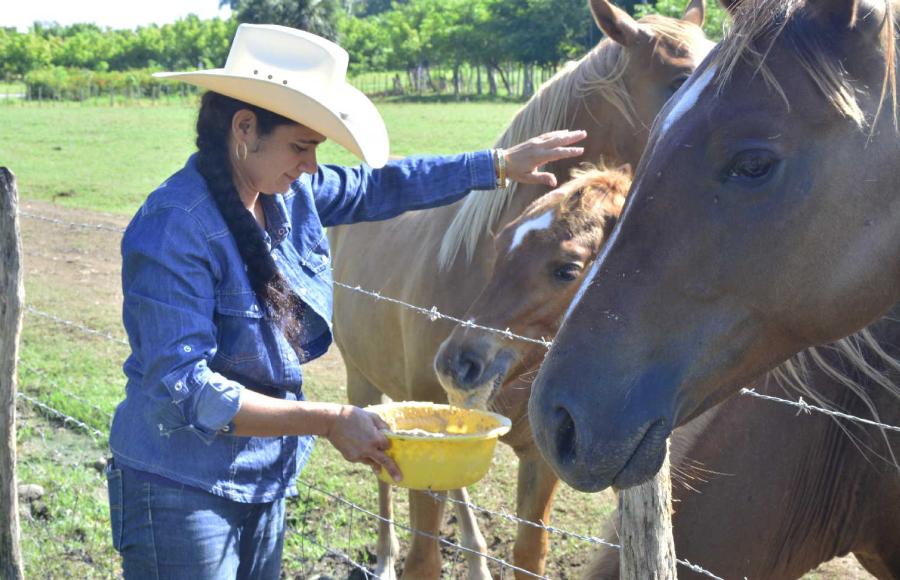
[711,0,897,130]
[437,15,703,271]
[769,328,900,467]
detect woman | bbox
[106,23,586,578]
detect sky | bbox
[5,1,233,32]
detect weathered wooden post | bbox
[0,167,25,579]
[618,441,677,580]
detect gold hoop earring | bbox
[234,141,248,161]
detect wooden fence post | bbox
[619,441,677,580]
[0,167,25,579]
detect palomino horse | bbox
[439,167,899,578]
[329,0,713,576]
[529,0,900,493]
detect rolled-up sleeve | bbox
[311,150,497,226]
[122,206,243,444]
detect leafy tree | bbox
[221,0,343,40]
[634,0,729,40]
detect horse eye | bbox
[726,150,778,182]
[554,263,582,282]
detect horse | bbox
[528,0,900,496]
[328,0,714,576]
[434,165,630,576]
[437,167,900,579]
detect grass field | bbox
[4,101,869,579]
[0,100,522,215]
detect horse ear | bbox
[590,0,643,46]
[682,0,706,26]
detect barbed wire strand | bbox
[425,491,724,580]
[295,531,376,579]
[299,479,549,580]
[25,305,129,346]
[332,282,552,348]
[741,388,900,434]
[20,211,126,233]
[16,392,106,439]
[19,362,115,420]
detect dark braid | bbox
[195,91,305,354]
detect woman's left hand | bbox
[503,129,588,187]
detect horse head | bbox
[529,0,900,493]
[435,166,630,439]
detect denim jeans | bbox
[106,462,285,579]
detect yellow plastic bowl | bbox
[365,402,512,490]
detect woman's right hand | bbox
[326,405,402,482]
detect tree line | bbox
[2,0,725,99]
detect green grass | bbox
[0,101,521,214]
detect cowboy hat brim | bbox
[154,69,389,168]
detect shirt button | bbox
[174,381,184,391]
[157,423,164,431]
[278,228,287,236]
[222,425,231,433]
[182,345,192,353]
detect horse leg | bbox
[512,452,560,578]
[449,488,493,580]
[373,481,399,580]
[401,490,445,580]
[345,367,398,580]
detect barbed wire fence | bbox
[9,208,900,578]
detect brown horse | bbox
[328,0,713,577]
[438,167,900,579]
[434,165,629,576]
[529,0,900,494]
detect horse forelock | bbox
[768,327,900,469]
[712,0,898,130]
[437,38,639,271]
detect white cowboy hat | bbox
[154,24,389,168]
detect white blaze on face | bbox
[508,210,554,254]
[661,63,717,136]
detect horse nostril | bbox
[554,406,577,464]
[454,351,484,387]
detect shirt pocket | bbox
[298,234,331,275]
[212,291,267,373]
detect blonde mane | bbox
[712,0,898,129]
[438,15,706,271]
[436,41,631,270]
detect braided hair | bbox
[195,91,305,354]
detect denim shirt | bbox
[109,151,497,503]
